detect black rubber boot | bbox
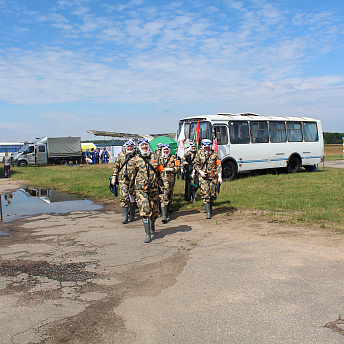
[121,207,129,224]
[129,202,135,222]
[205,203,211,219]
[150,218,155,234]
[168,203,173,215]
[143,219,151,243]
[161,206,168,223]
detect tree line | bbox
[323,132,344,144]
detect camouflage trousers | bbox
[159,179,175,207]
[119,181,130,207]
[135,189,160,221]
[199,177,217,203]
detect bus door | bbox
[228,121,251,172]
[269,121,288,168]
[36,144,48,164]
[213,125,230,157]
[248,121,272,170]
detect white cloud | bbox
[0,0,343,137]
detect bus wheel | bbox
[223,161,237,180]
[60,160,68,166]
[18,160,28,167]
[287,155,301,173]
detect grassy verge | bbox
[6,163,344,232]
[324,144,343,161]
[8,164,113,200]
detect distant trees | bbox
[323,133,344,144]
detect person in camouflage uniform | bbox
[181,141,198,203]
[193,139,223,219]
[153,142,163,160]
[129,138,163,243]
[110,140,136,224]
[158,144,180,223]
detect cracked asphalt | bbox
[1,178,344,344]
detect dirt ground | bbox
[1,178,344,344]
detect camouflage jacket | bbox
[181,150,197,167]
[152,150,161,160]
[129,153,161,191]
[194,149,221,179]
[158,155,180,184]
[112,151,136,182]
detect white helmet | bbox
[138,138,151,157]
[161,144,171,158]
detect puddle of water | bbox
[0,187,103,223]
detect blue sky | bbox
[0,0,343,142]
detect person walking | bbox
[129,138,162,243]
[3,153,11,178]
[153,142,163,160]
[181,141,198,202]
[193,139,222,219]
[110,141,136,224]
[158,144,180,223]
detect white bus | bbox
[0,142,25,160]
[179,113,324,180]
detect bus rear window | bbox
[303,122,318,142]
[229,121,250,144]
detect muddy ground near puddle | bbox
[1,179,344,344]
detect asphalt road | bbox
[0,179,344,344]
[323,160,344,169]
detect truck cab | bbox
[12,144,36,166]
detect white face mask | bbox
[204,147,212,155]
[162,149,170,158]
[126,147,134,155]
[139,145,151,157]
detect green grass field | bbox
[3,162,344,232]
[324,144,343,161]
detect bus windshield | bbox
[179,120,212,143]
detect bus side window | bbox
[229,121,250,144]
[287,122,303,142]
[303,122,318,142]
[269,121,286,143]
[250,121,268,143]
[214,126,228,145]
